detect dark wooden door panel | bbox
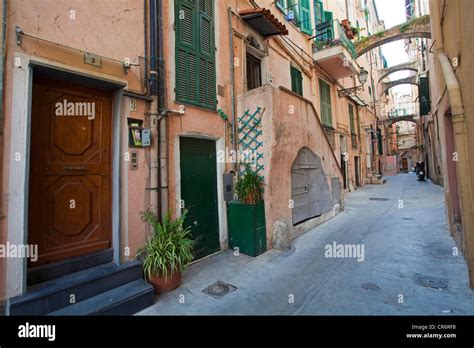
[180,137,220,259]
[28,78,112,266]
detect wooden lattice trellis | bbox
[238,107,265,178]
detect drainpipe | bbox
[0,0,6,136]
[143,0,148,93]
[431,0,474,287]
[228,8,237,167]
[149,0,160,216]
[156,0,168,218]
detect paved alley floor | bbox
[138,174,474,315]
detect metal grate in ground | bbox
[202,281,238,299]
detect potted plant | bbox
[227,169,267,257]
[137,210,194,294]
[341,19,351,31]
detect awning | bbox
[238,8,289,37]
[349,94,368,107]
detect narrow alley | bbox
[139,175,474,315]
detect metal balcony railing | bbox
[312,20,356,59]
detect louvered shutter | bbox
[277,0,286,12]
[198,0,216,109]
[288,0,300,24]
[291,66,303,96]
[300,0,312,35]
[349,103,355,134]
[314,0,324,26]
[323,11,334,40]
[175,0,215,110]
[176,1,198,104]
[319,79,332,126]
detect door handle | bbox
[64,166,87,172]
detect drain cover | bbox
[369,197,389,201]
[415,275,449,289]
[202,281,237,299]
[362,283,380,291]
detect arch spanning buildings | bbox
[355,15,431,58]
[381,115,418,127]
[380,76,418,97]
[378,61,420,84]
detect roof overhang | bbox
[239,8,289,37]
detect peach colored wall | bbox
[237,85,343,243]
[163,0,230,221]
[427,0,474,257]
[1,0,148,296]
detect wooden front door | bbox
[180,137,220,259]
[28,77,112,266]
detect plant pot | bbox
[227,200,267,257]
[341,19,351,31]
[148,271,182,294]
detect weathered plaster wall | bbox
[1,0,147,298]
[428,0,474,267]
[237,85,343,244]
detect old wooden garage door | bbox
[291,148,333,225]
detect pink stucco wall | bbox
[238,85,343,243]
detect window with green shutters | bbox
[322,10,334,39]
[419,76,431,116]
[276,0,312,35]
[349,103,355,134]
[314,0,324,25]
[291,66,303,96]
[287,0,301,25]
[175,0,216,110]
[277,0,286,12]
[299,0,312,35]
[319,79,332,126]
[349,103,357,149]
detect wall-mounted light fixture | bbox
[337,67,369,98]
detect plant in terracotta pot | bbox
[137,210,194,294]
[235,169,263,204]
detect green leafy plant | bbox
[217,108,229,121]
[235,169,264,204]
[137,210,194,280]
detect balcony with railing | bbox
[312,20,360,80]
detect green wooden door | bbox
[180,137,220,259]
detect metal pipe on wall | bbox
[157,0,169,218]
[228,7,237,168]
[0,0,6,136]
[149,0,160,215]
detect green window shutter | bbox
[319,79,332,126]
[314,0,324,26]
[323,11,334,39]
[349,103,355,134]
[300,0,312,35]
[419,76,431,116]
[198,0,216,109]
[176,0,198,104]
[175,0,215,110]
[288,0,300,25]
[277,0,286,12]
[291,66,303,96]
